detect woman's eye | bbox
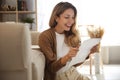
[65,17,69,19]
[64,16,75,19]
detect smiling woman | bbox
[38,2,98,80]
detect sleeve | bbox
[38,32,66,73]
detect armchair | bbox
[0,23,45,80]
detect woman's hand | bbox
[90,44,99,54]
[67,46,79,58]
[85,44,100,60]
[61,45,79,64]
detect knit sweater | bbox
[38,28,66,80]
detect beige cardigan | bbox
[39,28,66,80]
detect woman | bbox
[39,2,97,80]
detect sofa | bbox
[31,31,45,80]
[0,23,45,80]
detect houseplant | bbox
[21,17,34,30]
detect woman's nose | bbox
[68,18,74,24]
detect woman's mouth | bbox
[65,24,72,28]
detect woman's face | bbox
[55,8,75,33]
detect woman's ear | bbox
[55,17,58,22]
[55,16,59,23]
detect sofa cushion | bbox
[31,31,40,45]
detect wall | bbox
[109,46,120,64]
[101,46,120,64]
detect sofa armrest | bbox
[31,49,45,80]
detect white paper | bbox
[68,38,101,67]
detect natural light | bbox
[37,0,120,45]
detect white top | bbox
[55,32,71,75]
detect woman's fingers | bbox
[90,44,99,53]
[68,47,79,57]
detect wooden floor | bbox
[76,64,120,80]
